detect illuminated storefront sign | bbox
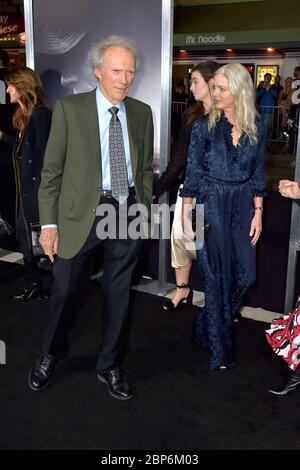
[174,29,300,47]
[0,14,25,45]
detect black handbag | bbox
[0,216,13,241]
[30,222,44,256]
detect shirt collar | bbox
[96,87,125,115]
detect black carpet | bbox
[0,265,300,450]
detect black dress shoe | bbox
[13,283,49,301]
[97,367,132,400]
[28,353,57,391]
[268,369,300,396]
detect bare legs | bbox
[170,259,192,307]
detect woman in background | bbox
[156,61,219,311]
[278,76,294,108]
[278,76,294,127]
[7,67,52,301]
[267,179,300,396]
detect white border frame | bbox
[158,0,174,294]
[24,0,34,69]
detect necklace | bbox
[231,121,241,147]
[224,112,241,146]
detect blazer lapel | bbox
[84,89,102,184]
[124,99,138,181]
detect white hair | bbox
[90,35,140,70]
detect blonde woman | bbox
[181,63,267,370]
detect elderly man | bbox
[29,35,154,400]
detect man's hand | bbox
[39,227,59,262]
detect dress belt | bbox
[200,174,252,185]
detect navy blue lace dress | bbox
[180,113,267,370]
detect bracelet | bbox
[254,206,263,211]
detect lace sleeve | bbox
[179,118,205,198]
[249,119,268,198]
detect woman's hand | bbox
[278,180,300,199]
[182,214,195,240]
[182,197,195,239]
[249,211,262,245]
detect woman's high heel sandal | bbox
[163,283,193,311]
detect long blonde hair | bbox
[209,63,258,143]
[6,67,49,132]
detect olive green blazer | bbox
[38,89,154,259]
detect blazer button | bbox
[32,177,36,181]
[28,160,32,163]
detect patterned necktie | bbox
[108,106,129,200]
